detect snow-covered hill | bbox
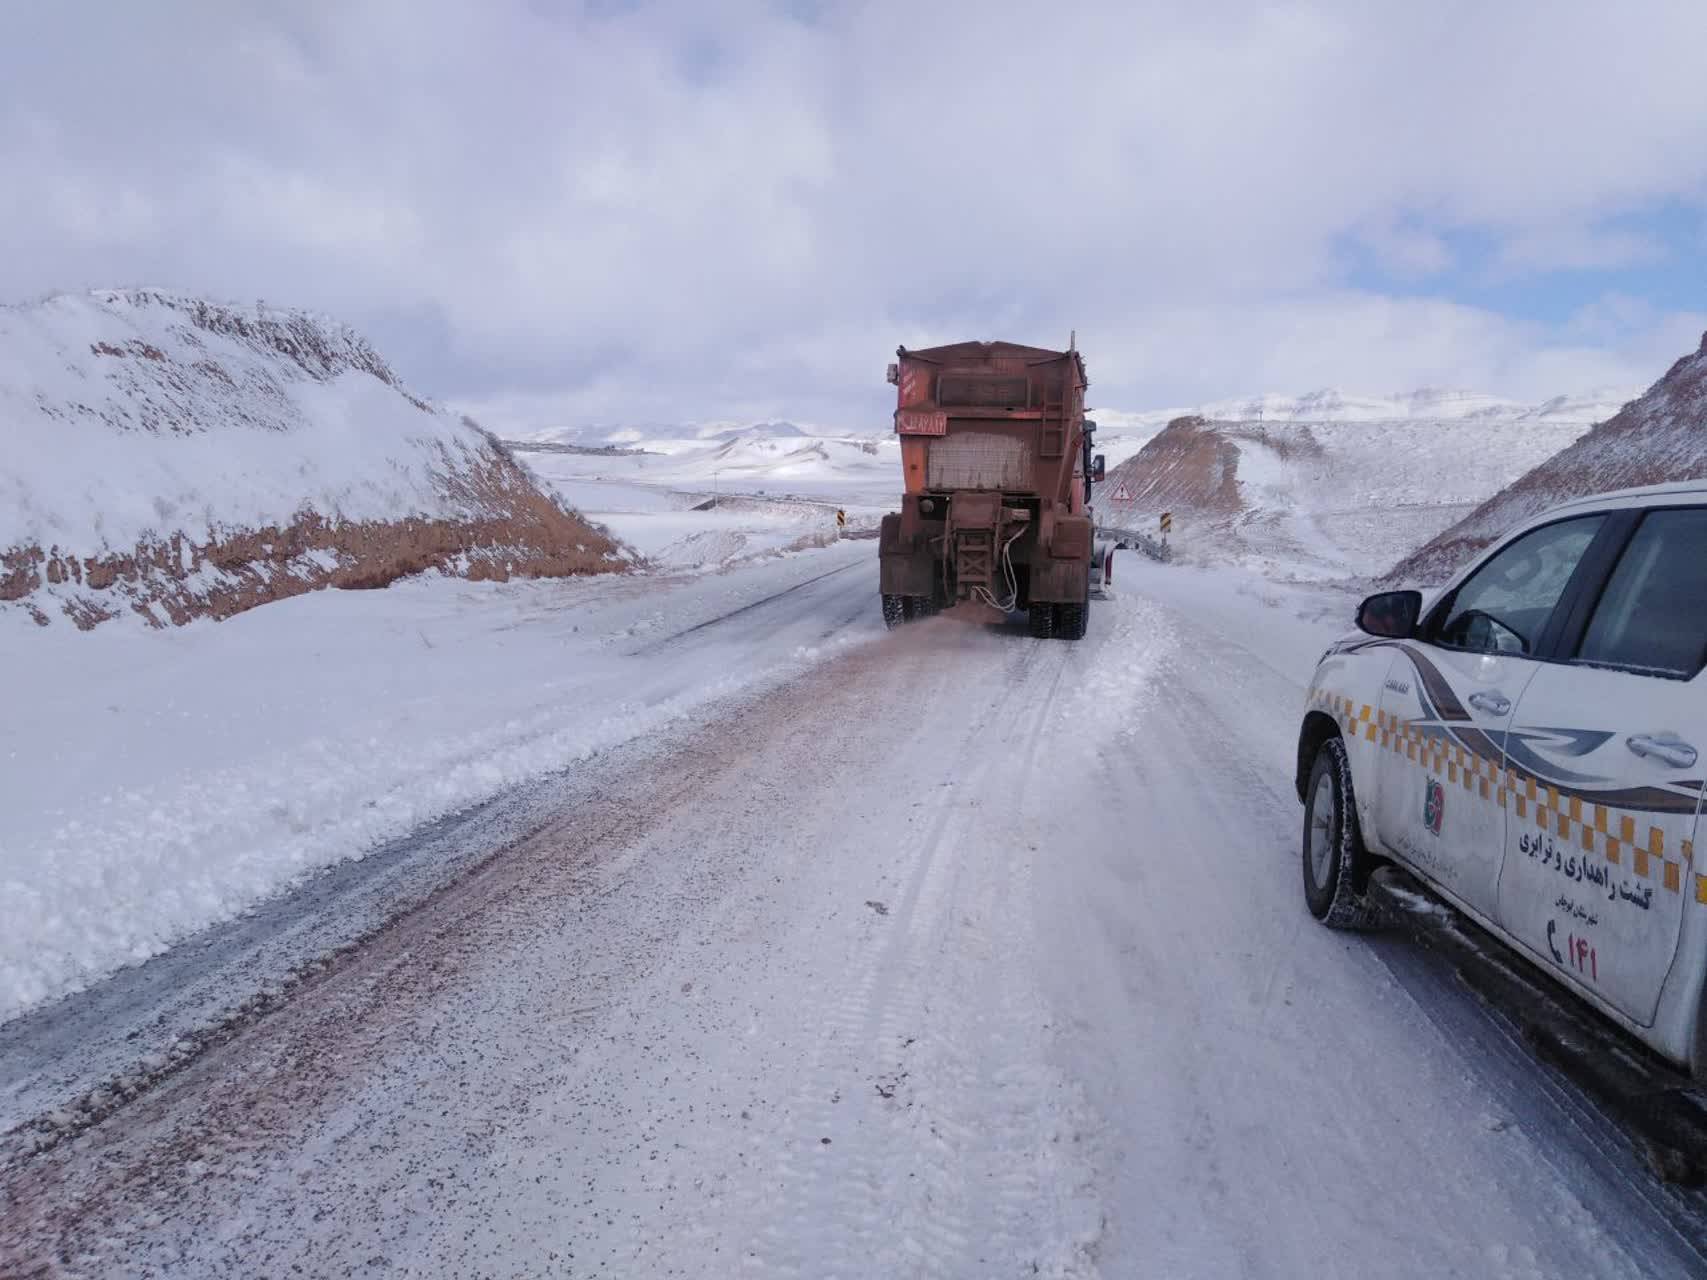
[0,290,624,628]
[1099,412,1600,579]
[1388,332,1707,585]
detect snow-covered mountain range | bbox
[497,380,1639,582]
[509,383,1631,485]
[1097,386,1631,434]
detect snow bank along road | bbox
[5,557,1707,1277]
[0,541,877,1027]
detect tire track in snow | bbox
[717,623,1102,1278]
[736,635,1027,1276]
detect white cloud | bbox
[1491,227,1666,276]
[2,0,1705,424]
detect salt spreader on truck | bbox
[878,339,1107,639]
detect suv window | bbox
[1430,515,1604,656]
[1576,507,1707,678]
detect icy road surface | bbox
[5,557,1705,1277]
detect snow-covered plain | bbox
[514,424,901,506]
[521,461,847,570]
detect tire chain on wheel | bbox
[1302,737,1387,930]
[881,594,905,629]
[1028,603,1055,639]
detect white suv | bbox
[1299,482,1707,1078]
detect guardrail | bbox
[1097,525,1173,563]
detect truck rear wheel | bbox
[1055,600,1087,641]
[1028,603,1055,638]
[882,594,905,629]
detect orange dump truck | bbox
[879,339,1105,639]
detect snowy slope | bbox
[1100,412,1598,578]
[1389,332,1707,584]
[0,290,622,627]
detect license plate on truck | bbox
[896,409,948,436]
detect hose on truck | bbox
[970,525,1028,614]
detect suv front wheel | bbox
[1302,737,1385,930]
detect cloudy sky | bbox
[4,0,1706,430]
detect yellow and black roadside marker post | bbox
[1160,510,1172,549]
[835,508,846,537]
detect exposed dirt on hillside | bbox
[1099,415,1332,525]
[4,449,625,629]
[1101,416,1246,518]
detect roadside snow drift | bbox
[0,541,877,1025]
[0,290,625,628]
[1100,408,1605,578]
[1389,332,1707,584]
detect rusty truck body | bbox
[878,340,1105,639]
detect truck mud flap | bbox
[1027,556,1088,605]
[878,514,935,597]
[1367,865,1707,1184]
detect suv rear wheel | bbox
[1302,738,1384,930]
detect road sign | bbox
[1160,511,1173,534]
[1112,482,1133,502]
[835,508,846,528]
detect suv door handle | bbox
[1468,691,1511,716]
[1627,733,1699,769]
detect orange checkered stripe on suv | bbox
[1310,689,1703,905]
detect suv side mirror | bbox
[1091,454,1106,482]
[1356,589,1421,639]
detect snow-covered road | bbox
[4,557,1705,1277]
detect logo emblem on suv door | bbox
[1424,777,1445,836]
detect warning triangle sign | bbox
[1112,482,1133,502]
